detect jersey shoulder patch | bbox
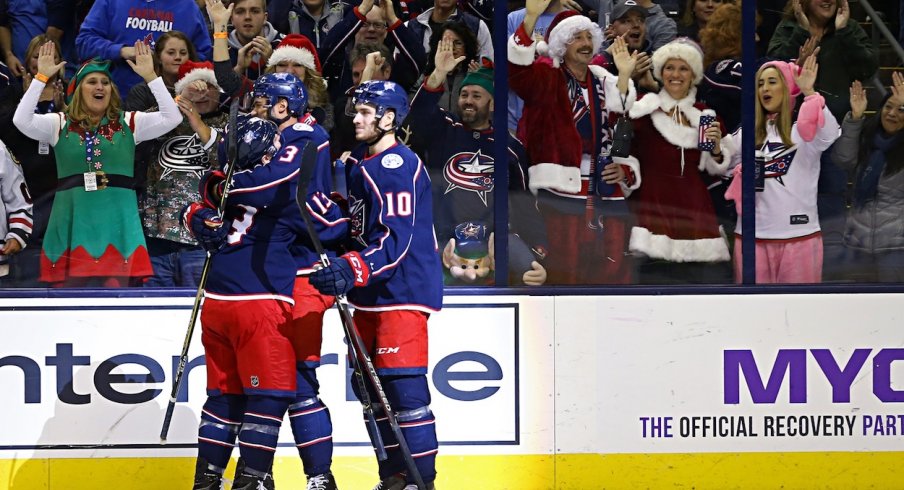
[292,122,314,132]
[381,153,404,169]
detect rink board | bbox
[0,292,902,488]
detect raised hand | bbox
[793,0,810,31]
[611,36,638,78]
[835,0,850,30]
[794,48,819,97]
[434,37,465,75]
[358,0,374,15]
[126,40,157,82]
[561,0,583,12]
[206,0,234,30]
[849,80,866,120]
[890,71,904,106]
[36,41,66,80]
[526,0,554,18]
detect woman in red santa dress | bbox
[627,38,734,284]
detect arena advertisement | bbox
[0,295,552,459]
[554,294,904,455]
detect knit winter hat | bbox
[461,67,493,97]
[267,34,322,73]
[759,60,802,107]
[651,38,704,85]
[174,60,220,95]
[536,10,603,68]
[66,58,112,104]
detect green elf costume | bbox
[12,59,182,285]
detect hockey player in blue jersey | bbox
[184,114,298,490]
[251,72,348,490]
[309,80,443,490]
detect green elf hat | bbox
[66,58,113,104]
[460,66,494,97]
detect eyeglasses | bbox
[362,21,388,31]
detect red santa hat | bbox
[267,34,322,73]
[652,38,704,85]
[536,10,602,68]
[173,60,220,95]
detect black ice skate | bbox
[232,458,276,490]
[192,457,223,490]
[306,471,339,490]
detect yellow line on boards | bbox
[1,453,902,489]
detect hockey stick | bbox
[295,143,427,490]
[160,98,240,442]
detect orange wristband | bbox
[213,32,228,39]
[34,73,49,83]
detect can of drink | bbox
[754,153,766,192]
[698,109,716,152]
[595,155,617,197]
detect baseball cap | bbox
[611,0,648,21]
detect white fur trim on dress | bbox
[508,33,537,67]
[629,226,730,262]
[612,155,641,196]
[545,16,602,68]
[698,132,732,176]
[267,46,317,71]
[174,68,220,96]
[528,163,582,195]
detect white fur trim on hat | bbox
[174,67,219,95]
[267,46,316,71]
[652,39,704,85]
[545,15,603,68]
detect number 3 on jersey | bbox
[278,145,299,162]
[227,205,258,245]
[384,192,412,217]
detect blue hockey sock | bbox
[288,396,333,476]
[383,375,438,483]
[237,395,290,476]
[197,394,245,474]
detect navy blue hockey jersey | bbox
[408,83,547,252]
[204,119,346,301]
[288,115,348,274]
[344,142,442,312]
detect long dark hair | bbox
[860,92,904,176]
[424,21,479,75]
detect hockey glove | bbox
[198,170,227,209]
[309,251,370,296]
[181,202,229,253]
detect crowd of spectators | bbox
[0,0,898,287]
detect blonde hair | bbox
[754,65,793,147]
[265,64,329,112]
[66,73,122,128]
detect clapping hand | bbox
[794,47,819,97]
[835,0,850,31]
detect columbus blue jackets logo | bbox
[157,135,210,178]
[348,195,367,247]
[443,150,494,205]
[758,142,798,186]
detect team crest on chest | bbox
[348,195,367,247]
[758,142,798,186]
[443,150,494,205]
[158,134,210,178]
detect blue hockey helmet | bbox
[351,80,409,129]
[252,72,308,117]
[218,115,280,171]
